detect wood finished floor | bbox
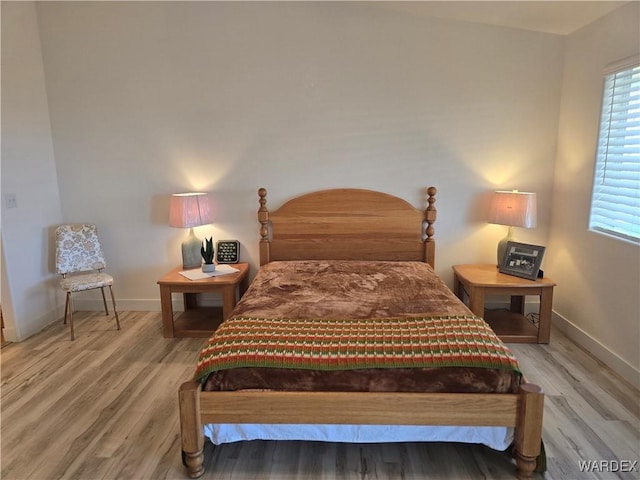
[1,311,638,480]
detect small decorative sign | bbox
[216,240,240,264]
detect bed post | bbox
[179,381,205,478]
[258,188,270,266]
[424,186,437,268]
[514,383,544,478]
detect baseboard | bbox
[73,293,222,313]
[552,310,640,390]
[73,298,163,312]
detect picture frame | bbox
[499,241,546,280]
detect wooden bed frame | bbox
[179,187,544,479]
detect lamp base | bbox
[496,226,514,267]
[182,228,202,269]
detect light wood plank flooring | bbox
[1,311,638,479]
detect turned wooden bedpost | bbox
[258,188,270,266]
[424,186,437,268]
[179,381,205,478]
[515,383,544,479]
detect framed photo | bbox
[499,241,546,280]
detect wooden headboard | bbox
[258,187,437,267]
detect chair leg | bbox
[100,287,109,315]
[109,285,121,331]
[67,292,75,341]
[63,291,70,325]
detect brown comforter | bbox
[201,261,521,394]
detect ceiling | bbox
[377,1,630,35]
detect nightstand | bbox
[157,263,249,338]
[452,264,556,344]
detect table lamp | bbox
[169,193,213,269]
[488,190,537,266]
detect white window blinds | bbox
[589,59,640,243]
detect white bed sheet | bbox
[204,424,514,451]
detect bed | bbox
[178,187,544,478]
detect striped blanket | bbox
[194,315,521,384]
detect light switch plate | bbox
[5,194,17,209]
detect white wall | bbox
[30,2,563,304]
[1,1,64,341]
[547,1,639,387]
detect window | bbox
[589,58,640,243]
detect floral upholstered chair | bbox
[55,224,121,340]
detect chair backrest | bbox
[55,224,107,275]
